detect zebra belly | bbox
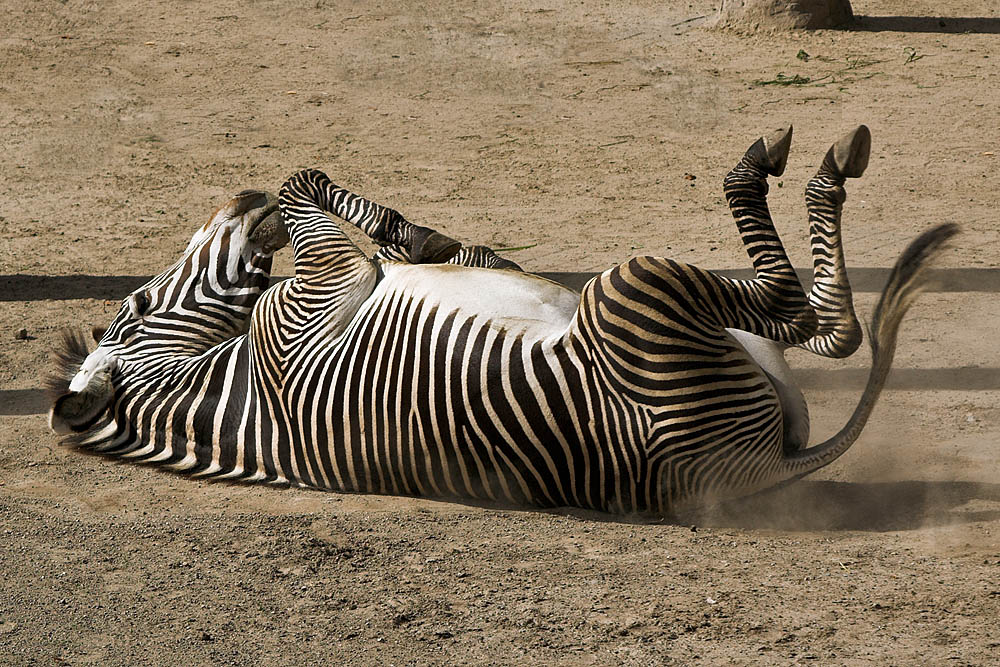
[376,262,581,338]
[269,266,604,507]
[261,266,791,513]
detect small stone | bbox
[14,328,27,340]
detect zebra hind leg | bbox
[721,125,818,344]
[796,126,870,358]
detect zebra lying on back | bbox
[48,126,957,514]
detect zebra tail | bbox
[776,222,959,480]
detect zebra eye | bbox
[128,291,151,319]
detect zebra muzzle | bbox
[49,364,115,435]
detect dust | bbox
[690,416,1000,533]
[692,476,1000,533]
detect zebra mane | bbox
[46,329,124,449]
[45,329,91,401]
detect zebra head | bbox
[48,189,288,436]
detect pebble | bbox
[14,328,27,340]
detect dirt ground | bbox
[1,0,999,664]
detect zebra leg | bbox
[372,244,414,263]
[719,126,819,344]
[373,243,523,271]
[278,169,381,288]
[309,178,461,264]
[795,126,869,358]
[448,245,523,271]
[583,127,819,349]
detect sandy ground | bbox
[1,0,999,664]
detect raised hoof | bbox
[747,125,793,177]
[824,125,871,179]
[410,226,462,264]
[490,256,523,271]
[248,209,290,253]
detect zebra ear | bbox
[224,190,270,217]
[91,326,107,343]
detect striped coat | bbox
[48,126,957,514]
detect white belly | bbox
[375,263,581,339]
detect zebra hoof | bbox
[825,125,871,179]
[747,125,793,177]
[410,226,462,264]
[248,209,290,253]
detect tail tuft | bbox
[870,222,960,357]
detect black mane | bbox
[45,329,90,400]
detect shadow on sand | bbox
[851,16,1000,34]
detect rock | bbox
[714,0,854,31]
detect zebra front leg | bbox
[374,243,523,271]
[313,179,461,264]
[278,169,380,288]
[448,246,522,270]
[796,126,870,358]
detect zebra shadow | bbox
[678,480,1000,532]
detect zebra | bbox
[47,126,957,514]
